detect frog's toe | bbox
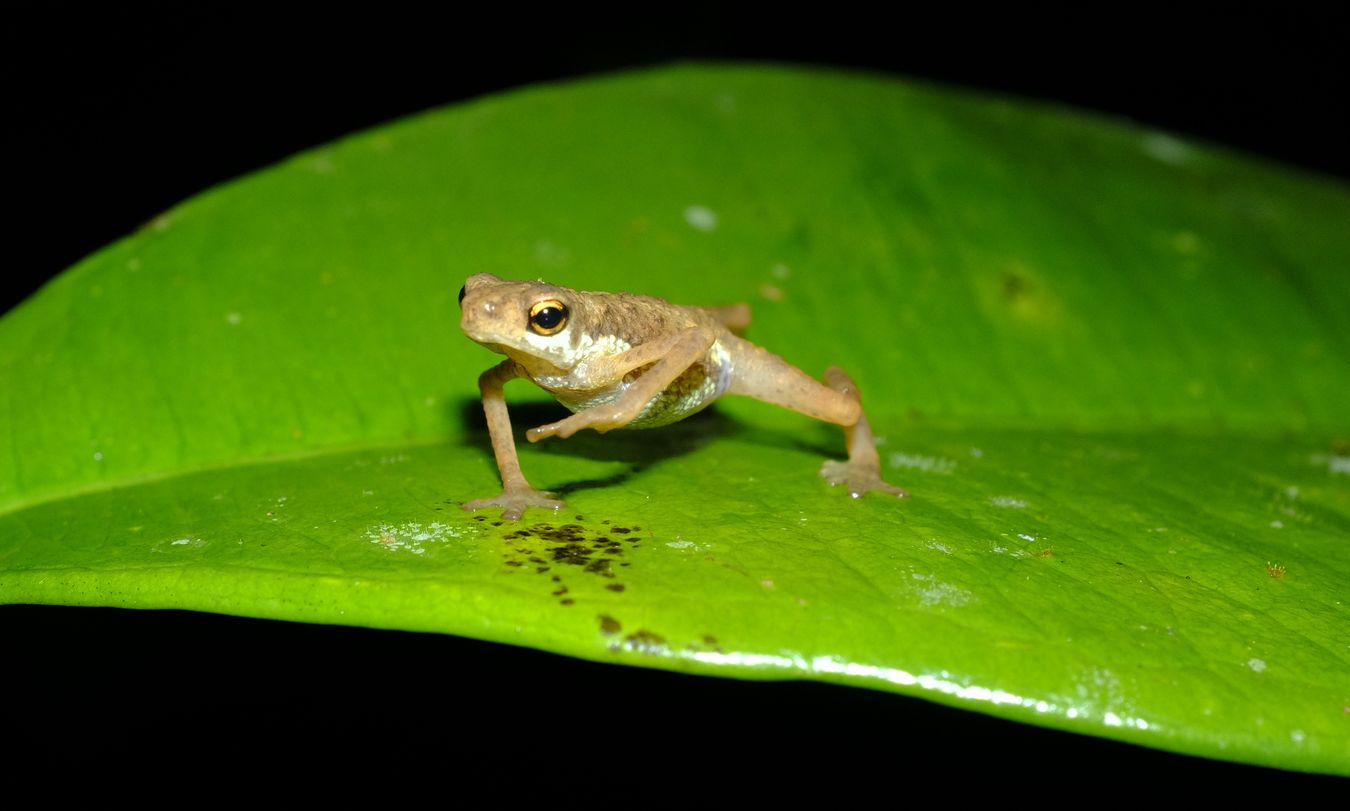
[464,488,565,520]
[820,460,909,500]
[526,422,562,442]
[528,415,588,441]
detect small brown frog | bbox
[460,273,907,519]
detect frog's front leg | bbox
[527,328,718,441]
[464,359,565,520]
[725,339,907,499]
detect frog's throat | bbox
[499,346,571,378]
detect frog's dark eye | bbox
[457,285,467,307]
[529,299,569,335]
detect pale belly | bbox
[546,340,733,429]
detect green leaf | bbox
[2,65,1347,774]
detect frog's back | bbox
[581,289,714,345]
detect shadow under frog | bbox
[457,398,737,498]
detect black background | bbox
[6,3,1347,781]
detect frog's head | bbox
[459,273,588,374]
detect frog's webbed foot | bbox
[820,459,909,500]
[527,403,634,442]
[463,487,565,521]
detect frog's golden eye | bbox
[457,285,467,307]
[529,299,569,335]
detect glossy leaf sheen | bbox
[2,66,1347,773]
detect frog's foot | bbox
[820,459,909,500]
[463,487,565,521]
[527,403,633,442]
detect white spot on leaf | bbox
[155,536,206,552]
[909,572,972,607]
[684,205,717,232]
[665,535,707,552]
[1141,132,1193,165]
[366,522,463,555]
[888,453,957,474]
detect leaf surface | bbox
[2,65,1347,773]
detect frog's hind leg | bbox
[700,303,751,336]
[725,340,907,499]
[816,367,908,499]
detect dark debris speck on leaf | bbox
[494,516,645,605]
